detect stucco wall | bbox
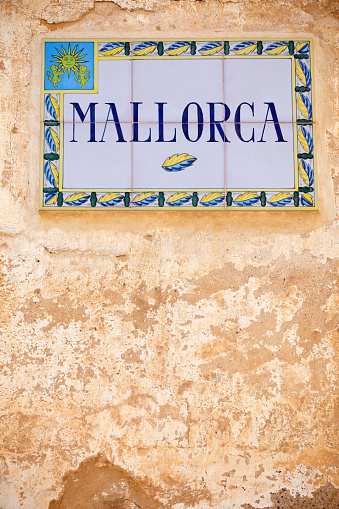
[0,1,338,508]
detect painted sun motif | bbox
[51,43,88,78]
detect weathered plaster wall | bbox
[0,1,338,508]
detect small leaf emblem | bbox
[297,93,312,119]
[301,193,313,206]
[64,193,90,206]
[232,42,257,55]
[199,42,223,55]
[45,127,59,153]
[132,192,158,206]
[296,42,309,54]
[98,193,124,206]
[99,42,125,56]
[45,193,57,205]
[162,153,196,172]
[44,160,58,187]
[298,127,313,153]
[45,94,59,120]
[265,41,289,55]
[233,192,260,206]
[165,42,190,56]
[299,160,314,187]
[166,192,192,206]
[268,193,293,206]
[200,193,225,206]
[296,61,311,87]
[133,42,158,56]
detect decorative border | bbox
[40,39,316,210]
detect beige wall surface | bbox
[0,1,338,508]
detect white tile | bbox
[225,122,295,189]
[63,60,132,123]
[224,58,293,123]
[62,122,132,189]
[132,123,225,190]
[132,58,224,123]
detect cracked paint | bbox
[0,0,339,508]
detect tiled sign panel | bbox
[41,39,316,210]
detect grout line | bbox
[131,38,134,207]
[222,39,227,211]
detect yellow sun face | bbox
[52,43,88,78]
[62,54,76,69]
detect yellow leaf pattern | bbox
[167,192,191,205]
[296,42,309,53]
[132,192,158,206]
[199,43,223,55]
[45,194,57,205]
[298,127,310,152]
[162,153,196,172]
[301,193,313,206]
[133,44,157,56]
[268,193,293,204]
[296,61,306,86]
[298,161,310,186]
[233,44,257,55]
[297,93,310,119]
[64,193,90,205]
[50,161,58,187]
[265,44,288,55]
[98,193,124,205]
[200,193,224,204]
[165,44,190,56]
[234,192,260,203]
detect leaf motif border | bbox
[41,39,316,210]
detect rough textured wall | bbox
[0,1,338,508]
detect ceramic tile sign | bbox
[41,39,316,210]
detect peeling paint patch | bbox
[241,482,339,509]
[48,454,165,509]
